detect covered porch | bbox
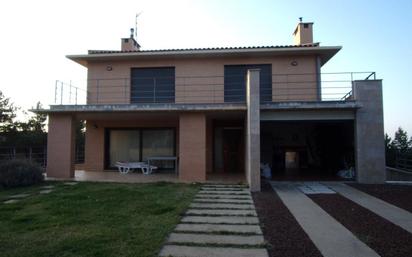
[45,109,248,184]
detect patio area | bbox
[46,170,247,185]
[46,170,179,184]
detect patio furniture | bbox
[115,161,158,175]
[147,156,178,174]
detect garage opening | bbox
[261,120,355,180]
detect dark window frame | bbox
[224,64,272,103]
[104,127,177,170]
[130,67,175,103]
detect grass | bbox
[0,181,199,257]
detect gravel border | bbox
[252,181,322,257]
[348,183,412,212]
[309,193,412,257]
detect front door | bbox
[222,128,243,173]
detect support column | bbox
[246,69,261,192]
[179,113,207,182]
[353,80,386,183]
[84,121,105,171]
[46,114,76,178]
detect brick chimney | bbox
[121,28,140,51]
[293,19,314,45]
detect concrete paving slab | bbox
[167,233,265,245]
[298,183,336,194]
[175,223,262,234]
[39,189,53,194]
[201,187,246,191]
[190,203,254,210]
[196,194,252,200]
[181,215,259,224]
[203,184,247,188]
[4,199,20,204]
[63,182,78,186]
[159,245,268,257]
[271,183,379,257]
[193,198,253,204]
[40,185,55,189]
[8,193,30,199]
[197,191,250,195]
[325,182,412,234]
[186,209,257,216]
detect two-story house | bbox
[35,21,386,191]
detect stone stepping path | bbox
[8,193,30,199]
[160,245,268,257]
[167,233,264,245]
[39,189,53,194]
[186,208,257,216]
[4,199,20,204]
[193,198,253,204]
[40,185,55,189]
[190,203,255,210]
[64,182,78,186]
[159,184,268,257]
[181,216,259,224]
[195,194,251,199]
[3,184,57,205]
[197,190,250,195]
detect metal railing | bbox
[55,80,88,105]
[0,147,47,167]
[50,72,376,105]
[395,153,412,172]
[0,146,85,167]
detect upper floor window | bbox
[131,67,175,103]
[224,64,272,103]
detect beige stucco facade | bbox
[86,55,318,104]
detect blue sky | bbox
[0,0,411,136]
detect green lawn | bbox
[0,182,199,257]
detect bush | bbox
[0,159,44,188]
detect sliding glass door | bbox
[107,128,175,169]
[109,130,140,167]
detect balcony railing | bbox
[51,72,376,105]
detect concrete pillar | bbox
[46,114,76,178]
[246,69,261,191]
[179,113,207,182]
[353,80,386,183]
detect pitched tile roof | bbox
[88,43,320,54]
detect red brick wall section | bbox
[46,114,75,178]
[84,121,105,171]
[179,113,207,182]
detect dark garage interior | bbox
[261,120,355,180]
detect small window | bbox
[124,38,129,43]
[303,24,309,28]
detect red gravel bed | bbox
[309,193,412,257]
[348,183,412,212]
[252,181,322,257]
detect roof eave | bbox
[66,46,342,67]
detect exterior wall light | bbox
[106,65,113,71]
[291,61,298,66]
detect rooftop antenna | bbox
[299,17,303,22]
[135,12,142,38]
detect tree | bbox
[392,127,411,153]
[0,90,17,132]
[25,102,47,132]
[385,133,396,167]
